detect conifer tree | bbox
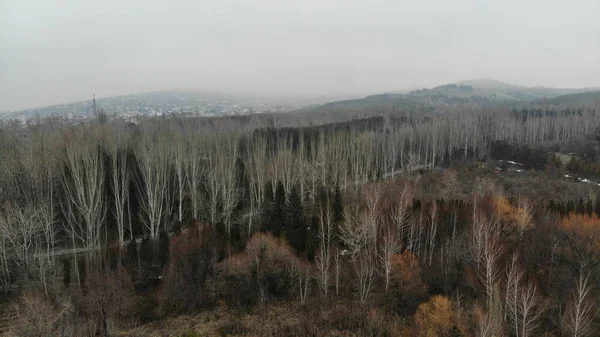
[286,185,305,252]
[332,184,344,226]
[270,181,286,236]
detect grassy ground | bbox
[115,300,409,337]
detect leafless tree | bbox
[426,202,438,266]
[392,181,414,246]
[515,197,533,239]
[106,130,130,247]
[563,271,595,337]
[378,226,401,292]
[315,201,334,297]
[504,253,546,337]
[354,244,376,303]
[135,128,172,239]
[334,246,341,296]
[338,205,370,259]
[287,260,311,305]
[184,130,207,222]
[172,130,186,225]
[61,128,106,261]
[506,253,525,336]
[517,282,546,337]
[6,203,40,281]
[246,135,267,235]
[0,212,13,293]
[217,133,241,237]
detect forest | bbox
[1,104,600,337]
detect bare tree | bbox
[354,244,376,303]
[426,202,438,266]
[61,128,106,261]
[217,133,241,237]
[378,226,401,292]
[515,197,533,239]
[172,130,186,225]
[392,181,414,246]
[106,130,130,246]
[6,203,40,281]
[246,135,267,235]
[287,260,311,305]
[184,130,207,222]
[315,201,334,297]
[517,282,546,337]
[135,128,172,239]
[505,253,546,337]
[563,271,595,337]
[338,205,368,259]
[334,246,341,296]
[0,211,13,293]
[506,253,525,336]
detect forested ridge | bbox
[1,104,600,336]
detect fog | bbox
[1,0,599,110]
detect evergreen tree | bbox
[270,181,286,236]
[577,198,585,214]
[332,184,344,225]
[127,239,139,268]
[286,185,305,252]
[140,237,154,267]
[586,198,594,216]
[77,258,86,287]
[62,258,71,289]
[158,231,170,269]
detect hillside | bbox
[528,90,600,109]
[2,90,292,121]
[296,79,599,118]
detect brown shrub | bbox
[414,295,464,337]
[222,232,299,306]
[9,291,76,337]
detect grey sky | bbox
[1,0,599,110]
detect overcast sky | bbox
[1,0,599,110]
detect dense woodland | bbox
[1,104,600,336]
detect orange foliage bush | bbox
[391,250,427,297]
[414,295,461,337]
[559,213,600,268]
[492,196,534,236]
[161,222,218,313]
[223,232,299,305]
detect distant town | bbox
[0,90,293,126]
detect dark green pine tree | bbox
[332,184,344,225]
[139,237,154,267]
[586,198,594,216]
[270,181,286,236]
[595,195,600,218]
[577,198,585,214]
[157,231,170,269]
[62,258,71,289]
[548,199,556,212]
[77,258,86,287]
[286,185,305,252]
[127,239,139,268]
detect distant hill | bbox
[3,90,294,120]
[528,90,600,109]
[296,79,599,118]
[424,79,597,102]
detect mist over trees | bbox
[1,101,600,336]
